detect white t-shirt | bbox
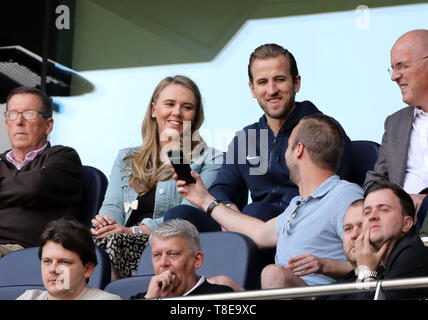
[16,286,122,300]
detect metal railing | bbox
[163,276,428,300]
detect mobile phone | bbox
[167,149,196,184]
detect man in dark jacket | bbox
[325,181,428,300]
[164,43,352,232]
[0,87,82,258]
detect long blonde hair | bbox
[125,75,205,194]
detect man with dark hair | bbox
[176,114,363,289]
[17,218,121,300]
[0,86,82,258]
[164,43,352,232]
[326,181,428,300]
[354,181,428,299]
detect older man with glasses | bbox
[364,29,428,236]
[175,114,363,291]
[0,86,82,259]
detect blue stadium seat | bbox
[0,245,111,296]
[0,285,45,300]
[349,140,380,186]
[104,275,152,300]
[79,165,108,227]
[0,247,42,287]
[136,231,262,290]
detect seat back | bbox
[104,275,152,300]
[0,246,111,290]
[79,165,108,227]
[350,140,380,186]
[0,285,45,300]
[136,231,260,290]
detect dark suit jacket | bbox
[380,229,428,300]
[364,106,414,189]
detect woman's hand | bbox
[90,214,131,239]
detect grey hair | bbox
[149,219,201,254]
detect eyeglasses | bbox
[4,110,51,121]
[283,200,302,235]
[388,55,428,76]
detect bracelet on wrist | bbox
[206,199,221,217]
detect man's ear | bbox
[45,117,54,136]
[83,262,95,280]
[248,81,256,98]
[295,142,304,158]
[293,75,301,93]
[193,251,204,270]
[402,215,414,234]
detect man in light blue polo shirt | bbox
[176,114,363,289]
[274,175,362,286]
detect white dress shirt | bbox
[403,107,428,194]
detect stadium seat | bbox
[349,140,380,186]
[78,165,108,227]
[0,245,111,299]
[104,275,152,300]
[0,285,45,300]
[136,231,262,290]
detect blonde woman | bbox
[91,75,223,278]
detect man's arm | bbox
[363,117,391,189]
[287,253,353,280]
[176,170,278,249]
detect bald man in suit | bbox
[364,29,428,234]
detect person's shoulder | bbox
[44,144,81,162]
[48,144,78,154]
[192,279,234,295]
[242,115,266,131]
[296,100,321,114]
[332,178,364,198]
[386,106,414,122]
[16,289,47,300]
[118,146,139,156]
[77,287,122,300]
[114,147,139,161]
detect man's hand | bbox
[355,228,388,271]
[286,253,323,277]
[145,270,179,299]
[175,170,214,211]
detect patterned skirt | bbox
[95,233,150,278]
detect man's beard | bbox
[263,96,296,120]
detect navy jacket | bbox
[209,100,352,213]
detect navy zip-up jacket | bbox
[208,100,352,214]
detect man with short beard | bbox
[176,115,363,289]
[165,43,352,232]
